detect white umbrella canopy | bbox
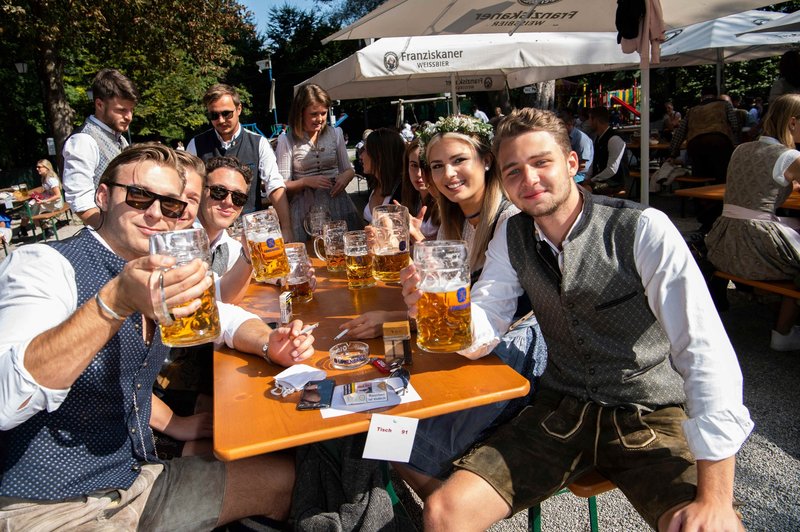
[323,0,777,42]
[738,9,800,34]
[302,32,636,101]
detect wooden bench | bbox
[31,205,72,241]
[713,271,800,300]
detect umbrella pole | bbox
[640,32,651,206]
[451,72,458,115]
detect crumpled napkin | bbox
[271,364,327,397]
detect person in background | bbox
[360,128,406,223]
[661,100,682,140]
[770,50,800,104]
[489,106,505,130]
[62,68,138,229]
[400,122,414,142]
[558,111,593,184]
[404,108,752,532]
[276,83,360,241]
[706,94,800,351]
[19,159,64,238]
[401,138,440,242]
[585,106,627,195]
[472,105,490,124]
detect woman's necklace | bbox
[465,210,481,220]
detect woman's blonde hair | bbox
[288,84,331,143]
[37,159,57,178]
[426,131,504,272]
[761,94,800,148]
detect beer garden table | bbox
[674,183,800,210]
[213,255,530,462]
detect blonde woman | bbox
[20,160,64,237]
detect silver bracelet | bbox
[95,292,127,321]
[261,343,275,365]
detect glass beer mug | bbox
[303,205,331,239]
[243,208,290,282]
[284,243,313,303]
[371,204,410,284]
[413,240,472,352]
[149,228,221,347]
[343,230,375,290]
[313,220,347,272]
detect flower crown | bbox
[416,115,494,164]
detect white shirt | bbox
[465,207,754,461]
[473,110,490,123]
[588,129,626,182]
[0,230,259,430]
[187,125,286,198]
[61,116,122,214]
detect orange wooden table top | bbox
[674,184,800,210]
[213,257,530,461]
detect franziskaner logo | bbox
[384,52,399,72]
[484,77,493,89]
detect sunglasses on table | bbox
[106,183,188,218]
[205,185,248,207]
[207,110,235,122]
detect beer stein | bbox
[412,240,471,352]
[149,228,221,347]
[243,208,290,282]
[343,230,375,290]
[303,205,331,238]
[284,243,313,303]
[313,220,347,272]
[371,204,410,284]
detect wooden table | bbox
[213,259,531,461]
[674,184,800,210]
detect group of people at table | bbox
[3,66,785,532]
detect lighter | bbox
[383,320,412,366]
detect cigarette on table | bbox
[298,322,320,336]
[334,329,349,341]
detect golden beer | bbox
[416,286,472,352]
[373,250,410,284]
[345,253,376,289]
[288,279,313,303]
[160,282,221,347]
[248,236,290,282]
[326,251,346,272]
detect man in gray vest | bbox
[188,83,293,241]
[62,68,138,229]
[402,108,753,531]
[0,144,315,529]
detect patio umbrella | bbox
[323,0,777,205]
[737,10,800,35]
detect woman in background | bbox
[400,138,440,242]
[276,83,361,241]
[20,159,64,237]
[706,94,800,351]
[360,128,405,223]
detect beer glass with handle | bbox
[243,207,290,282]
[284,243,313,303]
[149,228,221,347]
[413,240,471,352]
[313,220,347,272]
[343,230,376,289]
[371,204,410,284]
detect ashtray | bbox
[329,341,370,370]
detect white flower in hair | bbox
[416,114,494,164]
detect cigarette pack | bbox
[342,380,389,405]
[383,320,411,365]
[279,291,292,325]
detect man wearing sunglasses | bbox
[0,144,315,529]
[187,83,293,242]
[62,68,139,229]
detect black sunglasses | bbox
[106,183,188,219]
[206,185,248,207]
[207,110,235,122]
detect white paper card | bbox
[320,377,421,419]
[362,414,419,462]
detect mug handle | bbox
[312,236,326,261]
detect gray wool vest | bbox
[71,118,128,187]
[506,190,685,411]
[0,229,167,500]
[192,128,262,214]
